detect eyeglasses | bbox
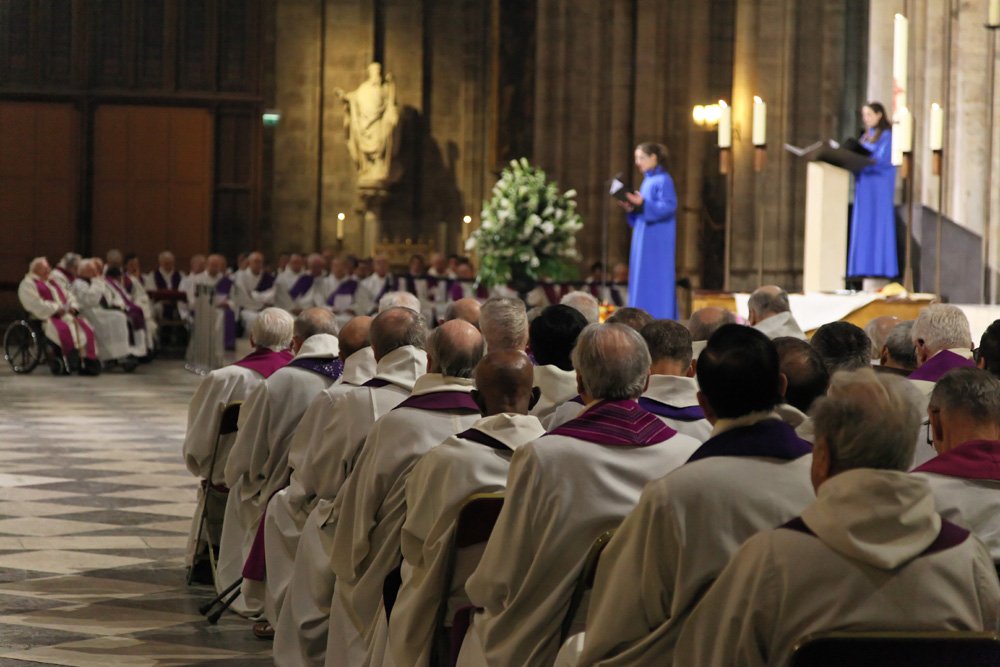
[922,419,933,447]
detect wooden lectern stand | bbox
[786,141,872,292]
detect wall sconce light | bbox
[692,103,723,128]
[462,215,472,225]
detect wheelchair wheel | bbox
[3,320,43,374]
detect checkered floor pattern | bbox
[0,357,272,666]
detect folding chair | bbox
[431,492,505,667]
[188,401,242,589]
[790,630,1000,667]
[559,529,615,643]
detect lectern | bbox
[786,141,872,292]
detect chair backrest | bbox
[790,631,1000,667]
[559,529,615,643]
[219,401,242,436]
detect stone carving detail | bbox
[335,62,401,190]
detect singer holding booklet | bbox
[847,102,898,290]
[616,142,678,319]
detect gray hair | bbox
[560,290,600,324]
[251,307,295,351]
[480,296,528,351]
[929,368,1000,427]
[748,286,791,318]
[59,253,81,271]
[687,307,737,341]
[911,304,972,355]
[571,323,651,400]
[884,321,917,369]
[370,307,427,358]
[378,291,421,313]
[106,248,124,265]
[29,256,48,274]
[641,319,693,368]
[428,323,485,378]
[811,369,922,473]
[864,316,899,360]
[158,250,175,263]
[294,307,339,340]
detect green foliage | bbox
[467,158,584,288]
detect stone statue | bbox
[335,63,400,189]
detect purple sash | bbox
[394,390,479,413]
[215,275,234,297]
[913,440,1000,481]
[638,397,705,422]
[402,274,418,296]
[154,270,182,291]
[457,428,510,452]
[363,377,392,388]
[242,512,268,581]
[687,419,812,463]
[781,516,969,557]
[34,279,97,359]
[548,399,677,447]
[54,266,74,283]
[232,348,294,379]
[542,284,561,305]
[106,278,147,334]
[327,278,359,305]
[609,284,625,307]
[373,275,393,303]
[288,274,315,299]
[448,281,464,302]
[908,350,976,382]
[256,271,276,292]
[288,356,343,380]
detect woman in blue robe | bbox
[621,142,678,319]
[847,102,898,282]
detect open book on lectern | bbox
[783,139,872,174]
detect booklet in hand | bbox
[609,177,636,202]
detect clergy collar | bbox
[547,399,677,448]
[688,417,812,463]
[533,365,577,397]
[409,373,475,396]
[368,346,428,392]
[643,375,700,408]
[774,403,808,430]
[710,410,781,437]
[457,413,546,452]
[913,440,1000,482]
[340,347,377,386]
[232,347,293,379]
[908,349,976,383]
[394,374,478,413]
[294,333,341,360]
[753,311,806,340]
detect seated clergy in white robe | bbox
[324,256,375,328]
[182,308,294,570]
[272,309,429,667]
[261,316,377,626]
[914,368,1000,562]
[457,324,702,667]
[772,336,831,443]
[217,308,341,616]
[327,319,485,666]
[674,369,1000,667]
[748,285,806,340]
[233,251,277,332]
[51,252,80,294]
[907,304,976,468]
[123,253,158,352]
[276,254,328,314]
[527,304,588,421]
[71,259,132,362]
[569,324,814,667]
[101,267,150,359]
[479,297,528,354]
[18,256,99,370]
[388,351,546,667]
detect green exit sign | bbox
[262,110,281,127]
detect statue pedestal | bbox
[357,187,388,257]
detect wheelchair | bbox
[3,318,113,375]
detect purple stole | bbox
[54,266,74,284]
[232,348,294,378]
[212,276,236,350]
[548,399,677,447]
[106,278,147,341]
[34,279,97,360]
[609,284,625,307]
[373,275,393,303]
[638,397,705,422]
[456,427,510,452]
[154,269,182,291]
[686,419,811,463]
[913,440,1000,481]
[287,356,343,381]
[908,350,976,382]
[255,271,276,292]
[363,377,393,388]
[781,515,970,557]
[288,274,315,299]
[447,280,488,302]
[542,283,561,305]
[402,274,419,296]
[394,390,479,413]
[327,278,359,306]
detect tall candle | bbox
[752,96,767,146]
[717,100,732,148]
[929,103,943,151]
[990,0,1000,28]
[893,14,909,111]
[891,107,912,166]
[336,212,345,240]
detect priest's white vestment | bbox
[70,278,130,361]
[529,364,578,421]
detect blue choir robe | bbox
[628,165,677,319]
[847,128,898,278]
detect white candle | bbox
[337,212,345,240]
[990,0,1000,28]
[717,100,732,148]
[929,103,943,151]
[893,14,909,111]
[751,96,766,146]
[891,107,911,166]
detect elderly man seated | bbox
[233,251,276,332]
[441,297,481,327]
[675,369,1000,667]
[217,308,341,617]
[914,368,1000,563]
[810,321,872,373]
[773,337,829,442]
[458,324,701,667]
[70,259,135,364]
[182,308,294,580]
[324,256,374,327]
[877,320,917,376]
[480,297,528,353]
[275,254,327,314]
[570,325,814,666]
[688,305,737,358]
[18,256,100,375]
[748,285,806,340]
[560,290,600,324]
[865,315,900,362]
[388,351,546,667]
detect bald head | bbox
[428,319,485,378]
[748,285,790,325]
[294,307,339,340]
[370,307,426,360]
[473,350,536,415]
[865,316,900,360]
[444,298,481,327]
[338,316,373,360]
[688,306,737,341]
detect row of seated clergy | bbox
[70,259,146,361]
[216,308,344,616]
[18,257,99,364]
[182,308,296,567]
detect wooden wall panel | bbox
[92,105,212,270]
[0,102,79,288]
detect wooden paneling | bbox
[0,101,79,287]
[92,105,212,270]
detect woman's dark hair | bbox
[864,102,892,141]
[636,142,669,169]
